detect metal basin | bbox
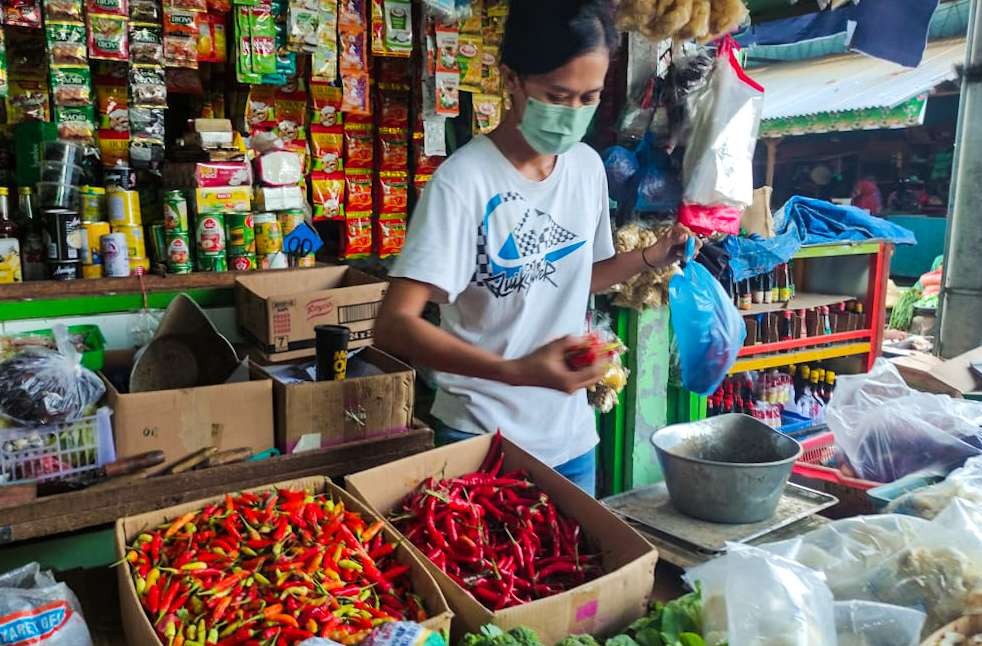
[651,414,803,524]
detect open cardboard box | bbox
[251,346,414,453]
[345,435,659,643]
[115,476,453,646]
[236,266,387,363]
[892,346,982,397]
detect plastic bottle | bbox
[17,187,46,281]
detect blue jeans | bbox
[434,423,597,497]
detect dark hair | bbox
[501,0,618,76]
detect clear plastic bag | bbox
[0,562,93,645]
[679,36,763,235]
[887,456,982,519]
[0,325,106,425]
[835,600,926,646]
[826,359,982,482]
[685,543,838,646]
[669,237,746,395]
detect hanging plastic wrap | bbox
[669,237,745,395]
[0,325,105,426]
[679,36,763,235]
[887,455,982,519]
[834,600,926,646]
[826,359,982,483]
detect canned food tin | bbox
[101,233,130,277]
[104,165,136,191]
[228,253,257,272]
[197,253,228,273]
[48,261,80,281]
[80,186,106,222]
[81,263,103,279]
[129,256,150,275]
[277,210,306,235]
[253,212,283,255]
[196,213,226,256]
[165,230,193,274]
[295,254,316,268]
[259,251,288,270]
[163,190,189,231]
[108,189,142,225]
[82,221,110,265]
[225,213,256,254]
[149,224,167,265]
[111,224,147,259]
[46,209,83,262]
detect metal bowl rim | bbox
[652,438,804,469]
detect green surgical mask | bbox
[518,96,598,156]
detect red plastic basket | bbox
[792,431,881,491]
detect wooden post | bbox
[765,138,781,187]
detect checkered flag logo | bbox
[513,208,577,257]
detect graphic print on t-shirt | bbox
[473,191,586,298]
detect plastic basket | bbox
[779,411,825,440]
[791,431,881,517]
[0,407,115,484]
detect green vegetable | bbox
[460,625,521,646]
[605,636,640,646]
[508,626,544,646]
[617,587,706,646]
[555,635,600,646]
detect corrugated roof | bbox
[753,38,966,121]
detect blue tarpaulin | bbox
[725,196,917,282]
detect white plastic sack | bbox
[835,600,925,646]
[826,359,982,482]
[0,563,93,645]
[685,543,837,646]
[887,455,982,519]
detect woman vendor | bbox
[376,0,693,496]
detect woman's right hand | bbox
[501,336,608,393]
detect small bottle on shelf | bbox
[739,279,752,310]
[780,310,794,341]
[798,309,808,339]
[768,268,779,303]
[778,263,794,302]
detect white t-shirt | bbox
[391,135,615,467]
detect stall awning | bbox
[754,38,966,137]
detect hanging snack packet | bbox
[245,84,276,132]
[129,63,167,106]
[459,0,481,32]
[472,93,501,135]
[310,128,343,172]
[481,45,500,94]
[6,0,44,27]
[345,169,372,211]
[287,3,318,52]
[377,89,409,129]
[344,122,373,169]
[310,81,342,127]
[54,104,96,142]
[164,8,199,67]
[46,22,89,65]
[370,0,384,55]
[197,13,226,62]
[0,31,7,100]
[274,87,306,141]
[377,171,408,214]
[170,0,206,13]
[130,136,165,172]
[129,105,165,139]
[311,171,345,220]
[50,65,92,106]
[434,22,458,73]
[45,0,84,22]
[413,173,432,201]
[205,0,227,13]
[341,72,369,114]
[6,75,50,122]
[378,129,408,171]
[88,13,130,60]
[99,128,130,167]
[383,0,411,57]
[375,215,406,258]
[96,81,129,130]
[129,0,161,22]
[342,215,372,259]
[88,0,127,15]
[457,34,482,93]
[129,22,163,63]
[250,1,277,74]
[434,73,459,117]
[310,0,337,80]
[339,25,366,72]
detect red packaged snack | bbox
[310,127,343,173]
[375,216,406,258]
[310,81,343,129]
[344,125,373,169]
[164,7,198,35]
[342,215,372,259]
[414,136,443,175]
[378,131,408,171]
[170,0,206,12]
[413,173,432,201]
[341,73,370,115]
[87,0,127,15]
[345,171,373,212]
[311,171,345,221]
[88,14,130,61]
[377,171,408,214]
[339,28,366,73]
[377,90,409,129]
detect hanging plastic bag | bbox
[887,455,982,519]
[835,600,926,646]
[669,237,745,395]
[0,562,93,645]
[685,543,838,646]
[0,324,106,425]
[826,359,982,483]
[679,36,763,235]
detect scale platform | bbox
[603,481,838,557]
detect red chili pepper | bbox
[145,583,161,614]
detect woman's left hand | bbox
[642,223,701,268]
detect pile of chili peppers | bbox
[393,433,603,610]
[122,488,426,646]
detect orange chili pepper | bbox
[268,613,300,628]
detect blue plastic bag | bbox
[670,239,746,395]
